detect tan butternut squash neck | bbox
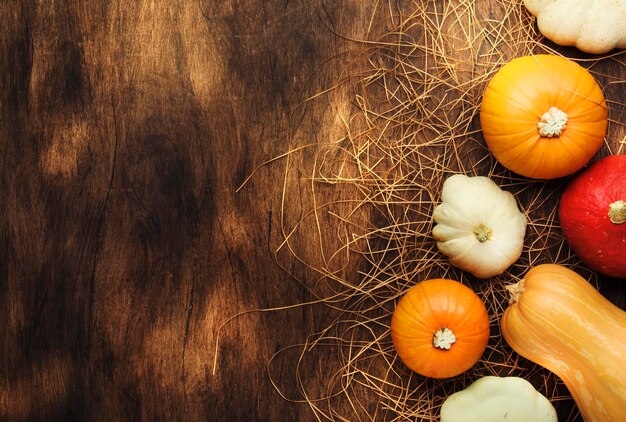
[506,279,525,305]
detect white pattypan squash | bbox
[524,0,626,54]
[432,175,526,279]
[440,376,557,422]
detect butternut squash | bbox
[500,264,626,421]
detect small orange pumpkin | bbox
[480,54,607,179]
[391,278,490,378]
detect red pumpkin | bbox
[559,155,626,278]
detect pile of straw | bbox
[267,1,624,420]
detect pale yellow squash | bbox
[524,0,626,54]
[432,174,526,278]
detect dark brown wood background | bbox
[1,1,623,421]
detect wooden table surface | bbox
[1,1,624,421]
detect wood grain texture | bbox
[1,1,624,421]
[1,1,374,420]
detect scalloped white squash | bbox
[524,0,626,54]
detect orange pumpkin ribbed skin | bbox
[391,278,489,379]
[501,264,626,422]
[480,55,607,179]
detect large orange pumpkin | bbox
[480,54,607,179]
[391,278,490,379]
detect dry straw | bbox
[218,1,625,421]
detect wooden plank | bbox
[1,1,623,420]
[0,0,375,419]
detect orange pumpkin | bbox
[391,278,490,378]
[480,54,607,179]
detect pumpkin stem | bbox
[473,223,493,243]
[506,279,526,305]
[537,106,568,138]
[608,200,626,225]
[432,327,456,350]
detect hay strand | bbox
[221,1,625,421]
